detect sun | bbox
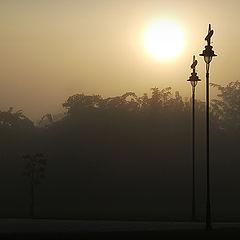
[144,20,184,60]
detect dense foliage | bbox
[0,82,239,221]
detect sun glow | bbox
[144,20,184,60]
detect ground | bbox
[1,219,240,239]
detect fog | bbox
[0,0,240,119]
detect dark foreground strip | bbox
[1,229,240,240]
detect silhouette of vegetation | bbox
[0,107,33,129]
[0,82,239,221]
[211,81,240,132]
[23,153,47,218]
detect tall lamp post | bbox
[187,55,200,221]
[200,24,217,231]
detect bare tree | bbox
[23,153,47,218]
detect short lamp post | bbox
[200,24,217,231]
[187,55,200,221]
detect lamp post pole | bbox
[200,24,217,231]
[192,85,196,221]
[206,62,211,230]
[188,55,200,221]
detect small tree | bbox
[211,81,240,132]
[23,153,47,218]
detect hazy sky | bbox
[0,0,239,120]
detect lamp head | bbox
[188,55,200,87]
[188,72,201,87]
[200,24,217,63]
[200,45,217,63]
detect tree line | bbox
[0,81,239,221]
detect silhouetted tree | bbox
[0,107,33,129]
[62,94,102,115]
[211,81,240,132]
[23,153,47,218]
[38,113,53,127]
